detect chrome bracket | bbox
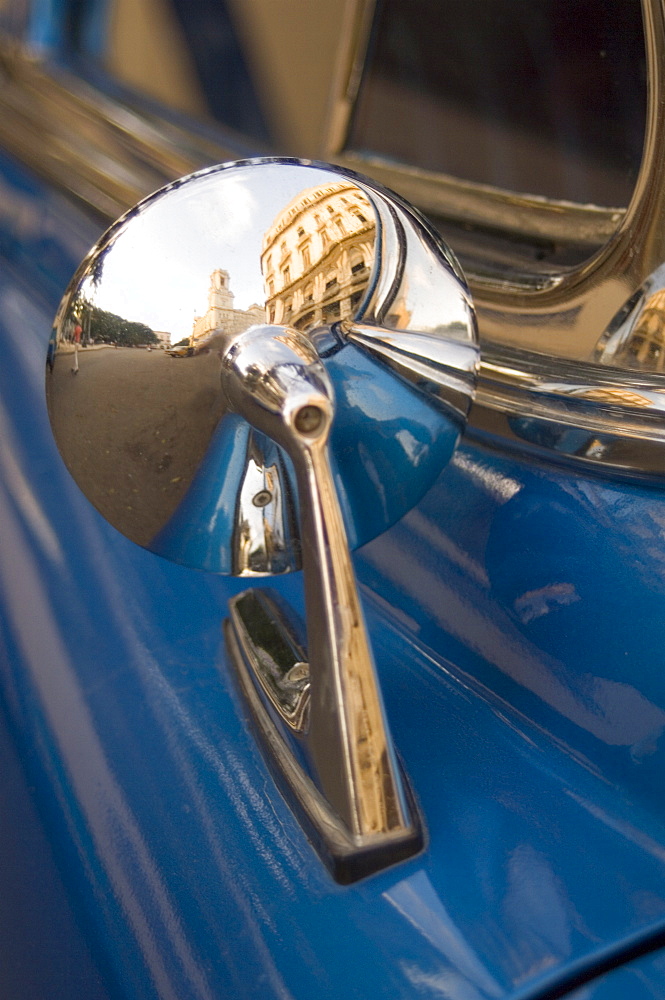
[221,323,423,883]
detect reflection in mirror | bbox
[47,164,376,560]
[595,264,665,373]
[46,159,476,576]
[261,182,375,329]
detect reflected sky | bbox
[384,870,503,997]
[92,164,345,342]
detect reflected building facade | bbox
[152,330,172,348]
[261,182,375,331]
[596,287,665,373]
[192,268,266,348]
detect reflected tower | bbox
[192,268,265,348]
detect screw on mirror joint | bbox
[294,405,324,435]
[252,490,273,508]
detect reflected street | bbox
[46,345,225,546]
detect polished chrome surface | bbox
[228,590,310,733]
[467,0,665,356]
[345,326,478,422]
[472,347,665,477]
[230,429,299,575]
[596,262,665,372]
[222,321,421,878]
[0,44,239,219]
[47,157,477,879]
[47,158,478,569]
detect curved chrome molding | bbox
[457,0,665,360]
[325,0,625,267]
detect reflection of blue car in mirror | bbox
[3,2,665,999]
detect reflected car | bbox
[166,344,195,357]
[2,2,665,1000]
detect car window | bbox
[347,0,646,208]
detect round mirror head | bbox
[46,158,478,574]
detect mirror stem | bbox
[222,324,423,881]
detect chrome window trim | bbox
[324,0,631,275]
[325,0,665,476]
[328,155,624,274]
[323,0,664,356]
[2,2,665,479]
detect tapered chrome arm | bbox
[221,325,420,880]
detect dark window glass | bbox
[348,0,646,206]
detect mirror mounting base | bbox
[224,588,424,884]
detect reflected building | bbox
[596,287,665,372]
[152,330,172,348]
[261,182,375,331]
[192,268,266,348]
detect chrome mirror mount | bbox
[46,158,479,882]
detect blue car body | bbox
[2,3,665,999]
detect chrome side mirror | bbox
[46,159,479,882]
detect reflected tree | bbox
[87,305,158,346]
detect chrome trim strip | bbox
[334,156,624,264]
[0,45,249,218]
[473,349,665,478]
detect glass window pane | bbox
[348,0,646,207]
